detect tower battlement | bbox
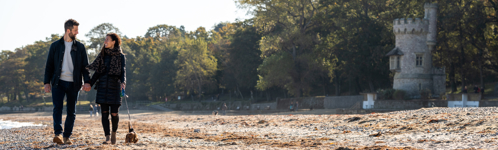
[393,18,429,34]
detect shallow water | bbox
[0,119,45,129]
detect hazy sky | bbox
[0,0,252,51]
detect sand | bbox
[0,107,497,149]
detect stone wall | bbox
[167,101,252,110]
[393,78,432,97]
[277,97,325,110]
[324,96,363,109]
[277,96,363,110]
[479,101,498,107]
[447,94,482,101]
[374,100,448,109]
[250,102,277,110]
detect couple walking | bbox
[44,19,126,145]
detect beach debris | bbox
[369,132,382,137]
[359,120,375,124]
[347,117,361,123]
[241,122,249,126]
[194,129,200,133]
[399,126,414,130]
[427,119,447,123]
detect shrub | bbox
[376,88,396,100]
[420,88,432,99]
[440,92,446,100]
[393,90,406,100]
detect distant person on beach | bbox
[481,86,485,98]
[462,86,468,93]
[87,33,126,145]
[93,104,98,116]
[473,85,479,93]
[221,103,227,115]
[89,104,94,117]
[96,104,100,117]
[44,19,91,145]
[295,101,299,111]
[290,102,294,111]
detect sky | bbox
[0,0,253,51]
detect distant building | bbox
[386,3,445,98]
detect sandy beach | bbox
[0,107,497,149]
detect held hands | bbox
[82,83,91,92]
[44,84,51,93]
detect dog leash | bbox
[121,88,133,131]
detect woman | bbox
[87,33,126,144]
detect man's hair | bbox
[64,19,79,32]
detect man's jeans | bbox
[52,80,79,138]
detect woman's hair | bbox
[106,33,121,48]
[98,32,123,56]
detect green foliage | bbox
[175,37,217,98]
[144,24,181,38]
[393,90,407,100]
[376,88,396,100]
[6,0,498,103]
[85,23,121,52]
[238,0,330,97]
[256,52,293,90]
[420,88,432,99]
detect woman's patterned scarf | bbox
[86,46,122,75]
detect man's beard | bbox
[68,32,76,41]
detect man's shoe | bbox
[111,132,117,144]
[63,137,73,145]
[53,134,63,144]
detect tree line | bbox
[2,0,498,104]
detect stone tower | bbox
[386,3,446,98]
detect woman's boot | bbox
[103,135,110,144]
[111,132,117,144]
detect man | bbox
[295,101,299,111]
[44,19,91,145]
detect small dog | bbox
[212,110,218,115]
[124,123,139,143]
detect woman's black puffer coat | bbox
[90,54,126,105]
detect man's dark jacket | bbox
[44,36,90,90]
